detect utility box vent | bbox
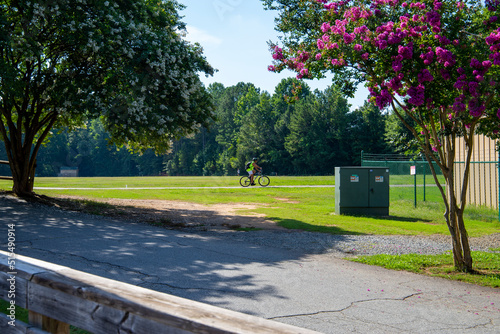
[335,167,390,216]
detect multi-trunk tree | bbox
[264,0,500,272]
[0,0,214,195]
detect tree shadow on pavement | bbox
[0,193,356,316]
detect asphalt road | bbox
[1,194,498,333]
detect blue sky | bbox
[180,0,368,109]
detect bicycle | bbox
[239,170,271,187]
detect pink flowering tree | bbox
[265,0,500,272]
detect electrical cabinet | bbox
[335,167,390,216]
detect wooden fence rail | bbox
[0,160,12,180]
[0,251,319,334]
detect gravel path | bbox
[196,229,500,258]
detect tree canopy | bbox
[161,79,391,176]
[264,0,500,272]
[0,0,214,195]
[13,79,390,178]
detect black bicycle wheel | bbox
[258,175,270,187]
[240,176,251,187]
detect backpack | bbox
[245,161,252,170]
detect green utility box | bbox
[335,167,390,216]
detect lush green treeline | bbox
[0,78,397,177]
[0,119,165,177]
[167,79,393,176]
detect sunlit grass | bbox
[351,252,500,288]
[0,174,441,189]
[3,176,496,237]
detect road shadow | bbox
[266,217,366,235]
[29,194,365,234]
[0,193,357,316]
[327,213,431,223]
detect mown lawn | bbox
[351,251,500,288]
[0,175,497,237]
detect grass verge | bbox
[349,251,500,288]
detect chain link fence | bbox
[362,146,499,217]
[361,152,440,206]
[361,152,442,176]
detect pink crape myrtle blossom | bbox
[418,68,434,83]
[276,1,498,126]
[269,0,500,136]
[317,39,326,49]
[272,46,284,60]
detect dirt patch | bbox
[274,197,300,204]
[47,195,287,231]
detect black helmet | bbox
[252,157,258,161]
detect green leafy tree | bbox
[163,138,198,175]
[0,0,214,195]
[212,83,257,174]
[265,0,500,272]
[285,96,322,173]
[233,86,264,167]
[35,119,166,177]
[35,129,71,177]
[385,109,420,157]
[350,101,390,164]
[286,86,352,173]
[270,78,311,174]
[236,91,276,171]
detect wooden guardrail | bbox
[0,251,319,334]
[0,160,12,180]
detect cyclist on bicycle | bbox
[246,157,262,186]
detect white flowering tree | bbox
[0,0,214,196]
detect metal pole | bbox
[414,171,417,208]
[423,161,426,202]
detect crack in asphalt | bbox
[267,293,424,320]
[466,318,494,330]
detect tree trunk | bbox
[11,162,36,196]
[1,103,57,197]
[7,142,37,196]
[390,99,475,273]
[444,172,473,272]
[414,123,474,273]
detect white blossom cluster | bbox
[1,0,214,153]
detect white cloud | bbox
[185,26,223,47]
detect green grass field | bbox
[0,174,443,188]
[1,175,498,287]
[351,251,500,288]
[0,175,496,237]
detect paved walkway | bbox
[1,194,498,333]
